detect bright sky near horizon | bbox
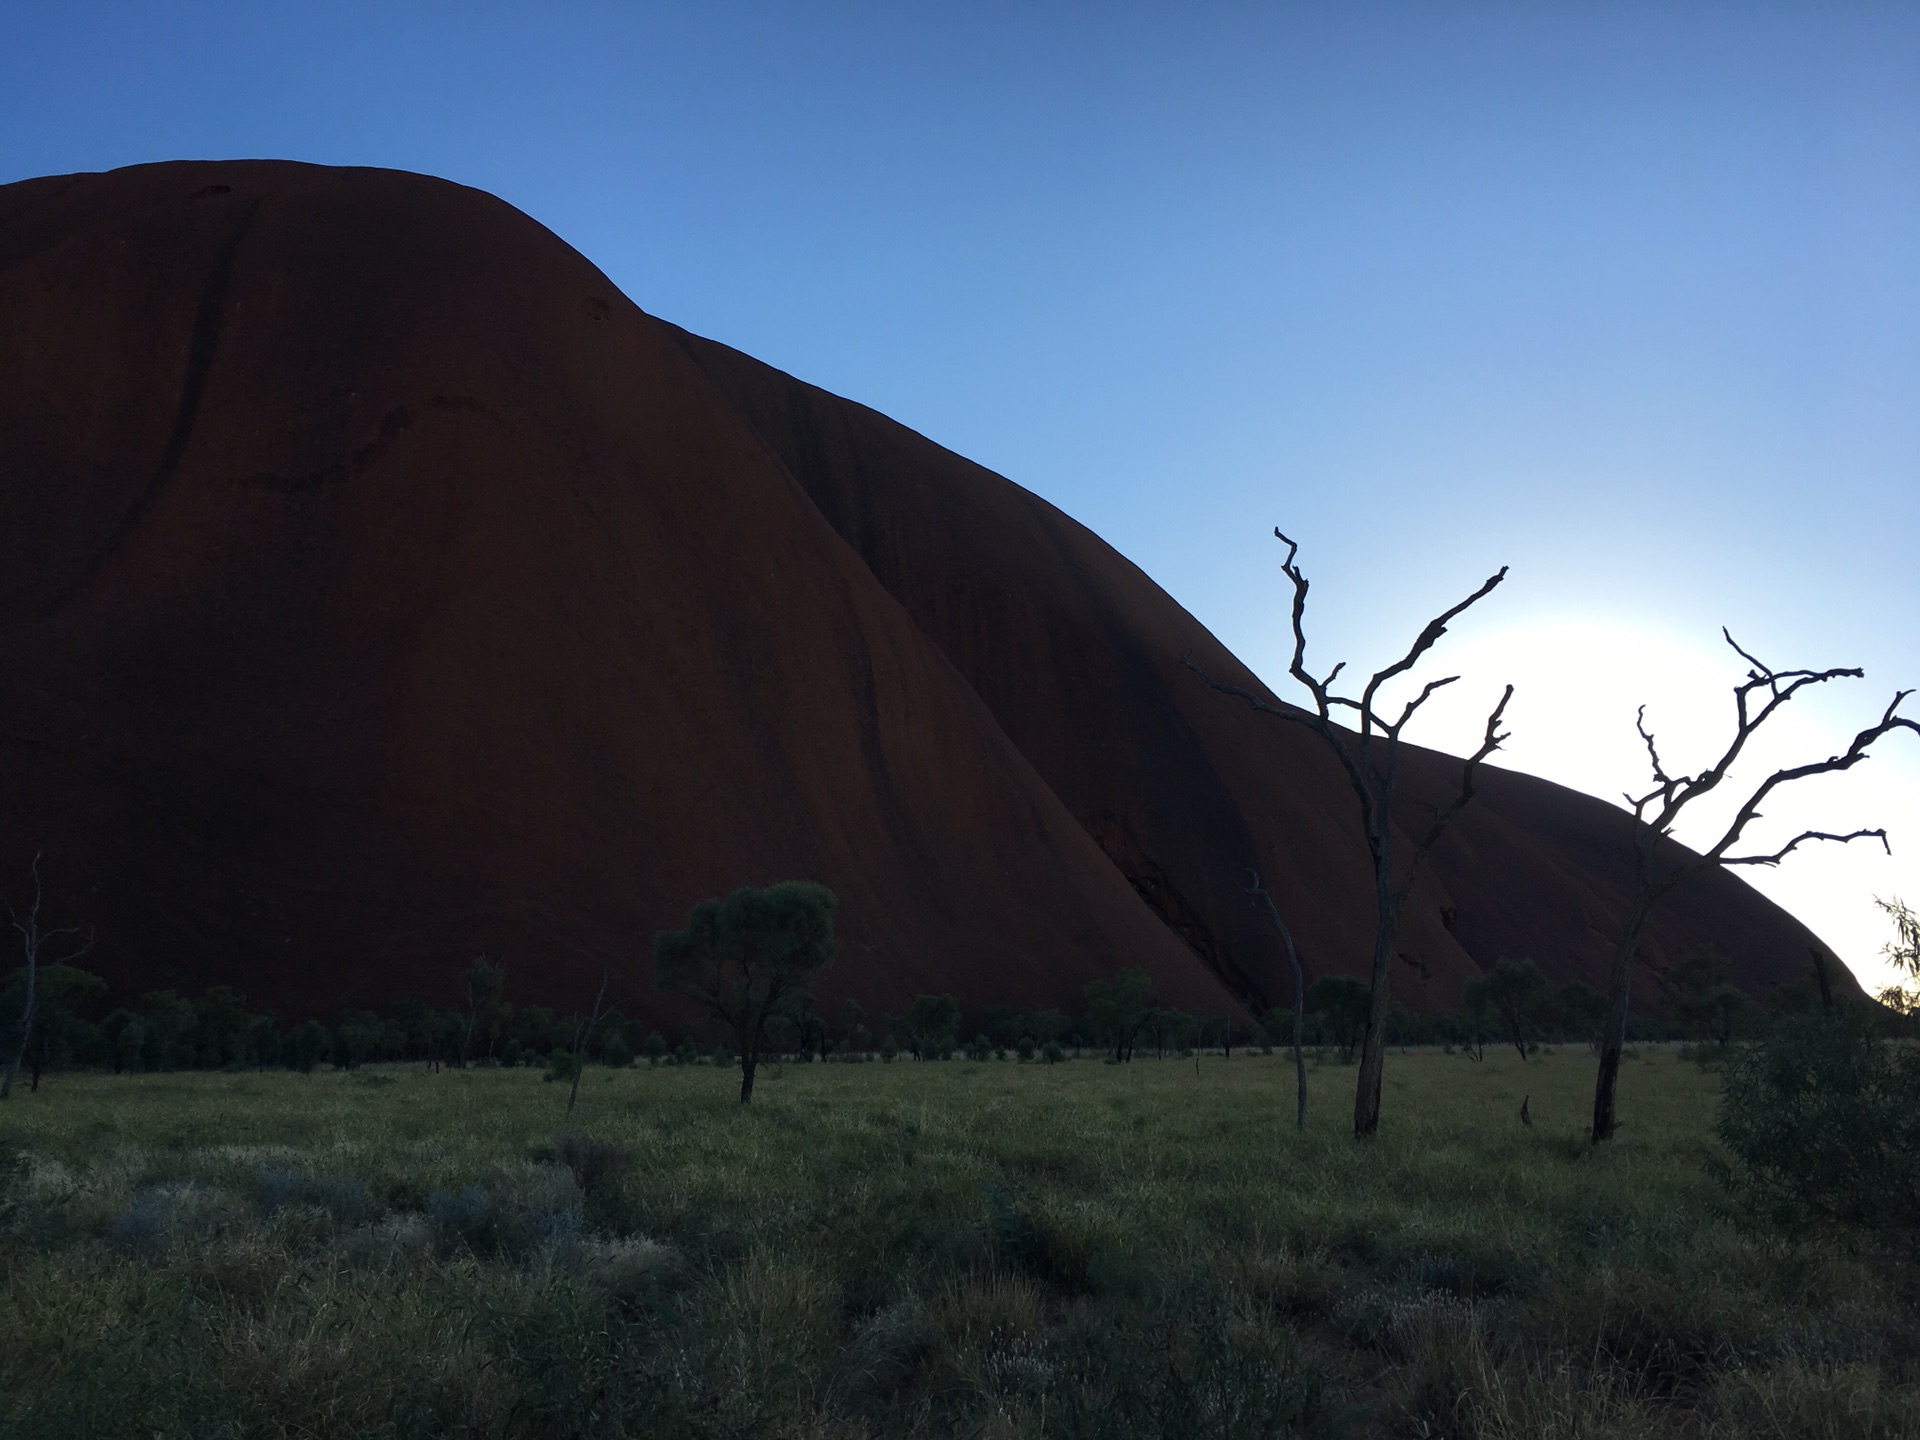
[4,3,1916,991]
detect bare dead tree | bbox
[1185,529,1512,1137]
[566,971,611,1118]
[1248,869,1307,1130]
[2,852,93,1101]
[1590,631,1918,1143]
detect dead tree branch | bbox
[1185,527,1511,1138]
[3,852,92,1101]
[566,970,611,1118]
[1591,636,1918,1142]
[1249,869,1307,1131]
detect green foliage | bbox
[902,993,959,1060]
[1083,968,1155,1061]
[1260,1007,1291,1042]
[1717,1009,1920,1238]
[1548,980,1607,1048]
[2,1054,1913,1436]
[1874,896,1920,1016]
[288,1019,329,1074]
[599,1031,633,1068]
[1667,944,1753,1045]
[653,881,837,1102]
[138,990,197,1070]
[1464,957,1546,1061]
[1,964,106,1086]
[1307,975,1370,1062]
[554,1132,629,1194]
[459,957,507,1064]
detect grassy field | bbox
[1,1046,1914,1438]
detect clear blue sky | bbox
[5,3,1917,986]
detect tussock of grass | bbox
[0,1048,1913,1436]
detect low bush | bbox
[1716,1010,1920,1239]
[554,1133,628,1194]
[1,1052,1913,1436]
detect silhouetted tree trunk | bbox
[1250,870,1308,1130]
[1187,529,1512,1138]
[566,972,610,1118]
[459,956,504,1068]
[1591,633,1916,1143]
[3,853,89,1102]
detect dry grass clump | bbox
[0,1048,1913,1437]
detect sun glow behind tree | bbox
[1387,616,1920,996]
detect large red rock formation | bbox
[0,160,1840,1024]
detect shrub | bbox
[110,1188,180,1257]
[254,1166,304,1213]
[1042,1041,1065,1064]
[288,1019,328,1073]
[1717,1010,1920,1238]
[315,1176,370,1225]
[544,1050,580,1083]
[600,1031,633,1068]
[555,1133,629,1193]
[427,1183,493,1251]
[979,1181,1052,1276]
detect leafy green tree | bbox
[1084,968,1155,1062]
[1549,980,1607,1049]
[1873,896,1920,1018]
[193,985,251,1069]
[101,1009,148,1073]
[335,1010,384,1069]
[1464,958,1545,1061]
[653,881,838,1103]
[288,1018,329,1073]
[511,1005,559,1054]
[244,1013,281,1069]
[1140,1006,1183,1058]
[903,993,960,1060]
[0,963,105,1091]
[1668,945,1750,1045]
[840,997,871,1053]
[1016,1008,1069,1050]
[140,990,199,1070]
[1308,975,1371,1063]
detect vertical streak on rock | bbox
[29,198,261,623]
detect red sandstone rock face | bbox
[0,160,1838,1024]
